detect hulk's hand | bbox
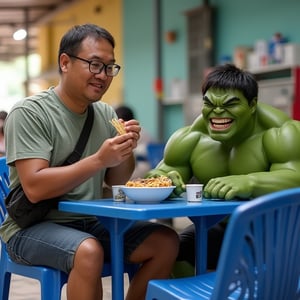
[204,175,253,200]
[167,170,186,197]
[146,169,186,197]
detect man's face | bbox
[202,88,257,144]
[63,36,115,104]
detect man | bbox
[0,24,179,300]
[147,63,300,271]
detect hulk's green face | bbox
[202,88,257,144]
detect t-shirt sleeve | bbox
[5,105,52,165]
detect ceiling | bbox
[0,0,79,62]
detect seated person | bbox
[0,24,179,300]
[146,63,300,272]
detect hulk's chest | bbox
[191,135,269,184]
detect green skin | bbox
[147,88,300,200]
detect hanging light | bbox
[13,29,27,41]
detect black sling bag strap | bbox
[62,104,95,166]
[5,104,95,228]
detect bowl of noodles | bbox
[121,176,175,204]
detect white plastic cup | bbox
[186,184,203,202]
[112,185,126,202]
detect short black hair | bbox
[202,64,258,105]
[0,110,7,135]
[115,106,135,121]
[0,110,8,121]
[58,24,115,74]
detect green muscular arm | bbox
[204,120,300,200]
[146,126,200,196]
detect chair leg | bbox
[40,269,66,300]
[0,270,10,300]
[41,286,62,300]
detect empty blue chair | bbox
[147,143,165,169]
[146,188,300,300]
[0,157,137,300]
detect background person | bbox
[0,24,179,300]
[0,110,7,156]
[146,63,300,273]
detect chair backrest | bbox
[147,143,165,169]
[0,157,9,224]
[211,188,300,300]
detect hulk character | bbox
[146,64,300,272]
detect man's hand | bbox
[203,175,253,200]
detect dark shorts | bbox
[6,218,164,274]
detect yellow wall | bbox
[37,0,123,105]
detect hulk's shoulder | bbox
[256,102,291,128]
[264,119,300,160]
[266,119,300,136]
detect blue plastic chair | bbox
[146,188,300,300]
[0,157,137,300]
[147,143,165,169]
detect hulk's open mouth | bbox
[210,118,233,130]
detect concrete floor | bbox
[6,217,192,300]
[9,274,127,300]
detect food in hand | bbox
[110,118,126,135]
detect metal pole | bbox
[153,0,163,142]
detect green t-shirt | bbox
[0,87,118,242]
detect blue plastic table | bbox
[59,198,241,300]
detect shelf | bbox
[249,64,299,81]
[248,64,298,81]
[162,98,184,105]
[251,65,300,121]
[248,64,297,74]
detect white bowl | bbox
[121,186,175,204]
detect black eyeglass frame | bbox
[66,53,121,77]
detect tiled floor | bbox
[6,217,191,299]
